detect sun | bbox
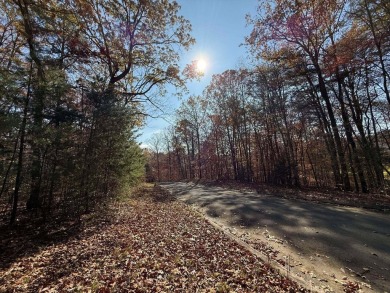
[196,58,207,73]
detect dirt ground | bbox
[162,182,390,293]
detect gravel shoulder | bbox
[162,181,390,293]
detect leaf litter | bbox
[1,185,308,292]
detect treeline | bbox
[147,0,390,193]
[0,0,193,224]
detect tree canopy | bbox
[148,0,390,194]
[0,0,194,224]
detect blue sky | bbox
[137,0,258,145]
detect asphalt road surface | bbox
[162,182,390,292]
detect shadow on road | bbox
[161,181,390,292]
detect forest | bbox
[0,0,195,224]
[147,0,390,195]
[1,0,389,225]
[1,0,390,291]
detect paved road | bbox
[162,182,390,292]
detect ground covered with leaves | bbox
[0,184,307,292]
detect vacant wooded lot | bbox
[1,0,390,292]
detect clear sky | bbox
[138,0,258,145]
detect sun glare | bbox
[196,58,207,73]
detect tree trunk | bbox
[10,96,29,224]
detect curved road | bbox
[162,182,390,292]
